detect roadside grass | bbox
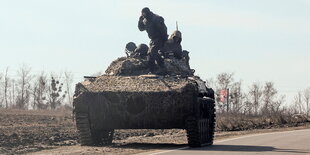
[216,113,309,131]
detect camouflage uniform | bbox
[163,31,190,67]
[163,30,183,59]
[138,7,168,72]
[182,50,190,67]
[125,42,137,57]
[133,44,149,59]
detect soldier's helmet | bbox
[135,44,149,57]
[169,30,182,44]
[125,42,137,52]
[141,7,152,18]
[142,7,151,14]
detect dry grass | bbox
[0,109,77,154]
[0,109,309,154]
[216,113,309,131]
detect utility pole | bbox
[226,88,229,113]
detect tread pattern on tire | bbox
[76,113,93,146]
[75,113,114,146]
[186,117,200,147]
[186,97,216,147]
[206,99,216,144]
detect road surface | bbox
[147,129,310,155]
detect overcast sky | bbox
[0,0,309,104]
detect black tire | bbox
[76,113,93,145]
[75,112,114,146]
[96,129,114,145]
[186,97,216,147]
[205,98,216,145]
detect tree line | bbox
[0,65,73,110]
[0,66,309,117]
[207,72,310,117]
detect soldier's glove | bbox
[139,16,144,20]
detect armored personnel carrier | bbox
[73,56,216,147]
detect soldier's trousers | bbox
[148,39,165,72]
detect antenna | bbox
[176,21,178,31]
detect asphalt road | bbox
[148,129,310,155]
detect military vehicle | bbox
[73,56,216,147]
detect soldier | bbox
[133,44,149,59]
[162,30,183,59]
[125,42,137,57]
[182,50,190,67]
[138,7,168,72]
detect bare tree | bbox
[4,67,10,108]
[64,71,73,106]
[230,81,244,114]
[243,95,253,115]
[32,72,48,109]
[272,95,285,114]
[216,73,234,90]
[248,82,263,115]
[294,91,303,114]
[10,79,16,108]
[261,82,277,115]
[303,87,310,117]
[16,64,32,109]
[206,77,216,89]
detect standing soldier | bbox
[138,7,168,72]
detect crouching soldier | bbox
[134,44,149,59]
[125,42,137,57]
[162,30,183,59]
[125,42,149,59]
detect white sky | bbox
[0,0,309,104]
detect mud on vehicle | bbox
[73,57,216,147]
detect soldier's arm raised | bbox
[138,16,146,31]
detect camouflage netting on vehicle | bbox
[74,75,199,129]
[75,75,197,93]
[105,57,193,76]
[105,57,150,76]
[163,58,192,76]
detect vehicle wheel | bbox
[75,112,114,146]
[100,129,114,145]
[205,98,216,144]
[75,112,93,145]
[186,97,216,147]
